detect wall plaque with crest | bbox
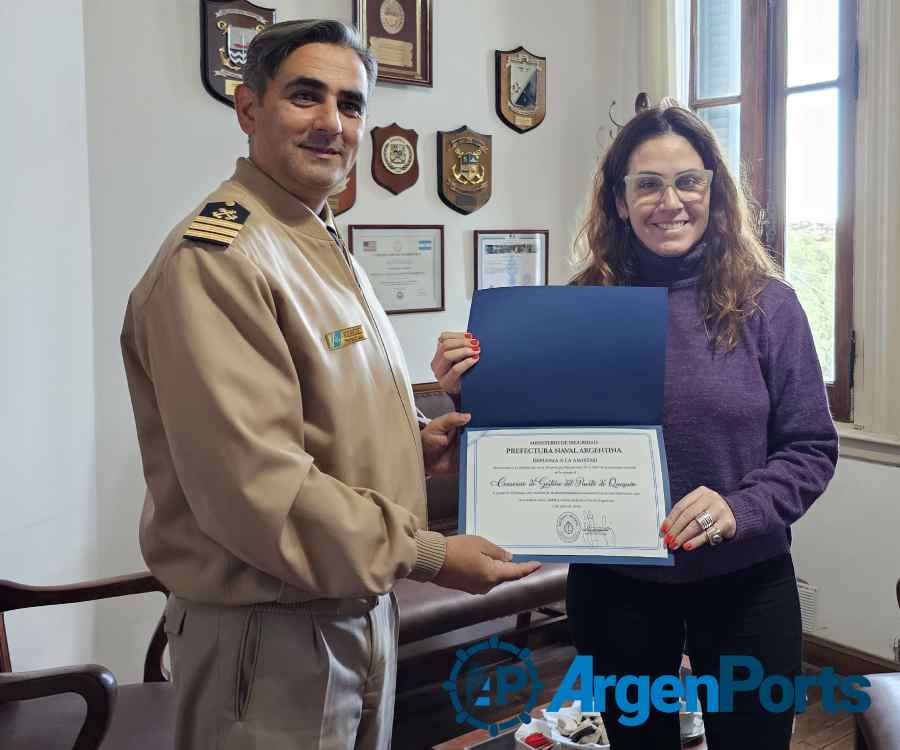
[437,126,492,215]
[201,0,275,107]
[371,124,419,195]
[353,0,433,87]
[495,46,546,133]
[327,164,357,217]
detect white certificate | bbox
[460,427,671,564]
[348,225,444,314]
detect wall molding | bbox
[804,633,899,676]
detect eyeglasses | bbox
[622,169,713,205]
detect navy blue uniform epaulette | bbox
[183,201,250,248]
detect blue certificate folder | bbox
[462,286,667,426]
[458,286,673,565]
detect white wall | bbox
[10,0,890,687]
[353,1,640,379]
[81,0,640,681]
[0,1,99,670]
[792,457,900,661]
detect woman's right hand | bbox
[431,331,480,394]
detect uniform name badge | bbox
[324,324,367,351]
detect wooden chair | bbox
[853,576,900,750]
[0,572,174,749]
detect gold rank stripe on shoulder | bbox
[324,324,366,351]
[183,200,250,248]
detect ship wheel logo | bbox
[443,635,543,735]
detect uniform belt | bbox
[262,595,379,616]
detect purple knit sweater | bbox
[616,247,839,583]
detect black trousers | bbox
[567,554,802,749]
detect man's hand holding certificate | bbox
[457,286,673,565]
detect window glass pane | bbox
[696,0,741,99]
[787,0,840,88]
[784,88,838,382]
[697,104,741,179]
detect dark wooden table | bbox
[432,705,707,749]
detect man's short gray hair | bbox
[243,19,377,98]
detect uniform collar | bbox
[231,157,338,237]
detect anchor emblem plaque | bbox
[437,126,492,215]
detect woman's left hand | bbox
[661,486,737,551]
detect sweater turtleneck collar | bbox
[633,237,707,288]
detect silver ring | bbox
[706,525,724,546]
[695,510,714,531]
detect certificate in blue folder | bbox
[458,286,673,565]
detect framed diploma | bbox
[460,427,671,565]
[347,224,444,314]
[474,230,549,290]
[353,0,433,87]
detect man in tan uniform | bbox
[121,19,538,750]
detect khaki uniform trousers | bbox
[164,592,398,750]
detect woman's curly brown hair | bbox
[571,105,780,352]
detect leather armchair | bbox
[0,384,568,749]
[397,385,569,648]
[0,573,173,749]
[853,577,900,750]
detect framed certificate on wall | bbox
[347,224,444,314]
[353,0,433,87]
[474,230,549,290]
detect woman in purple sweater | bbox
[562,105,839,748]
[431,105,837,747]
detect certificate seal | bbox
[556,512,582,543]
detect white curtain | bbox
[639,0,690,107]
[851,0,900,436]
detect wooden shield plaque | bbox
[371,124,419,195]
[437,126,492,215]
[327,164,357,217]
[201,0,275,108]
[495,46,546,133]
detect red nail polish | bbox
[671,543,680,550]
[684,543,692,551]
[471,344,481,351]
[464,333,474,339]
[661,524,668,533]
[664,534,672,545]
